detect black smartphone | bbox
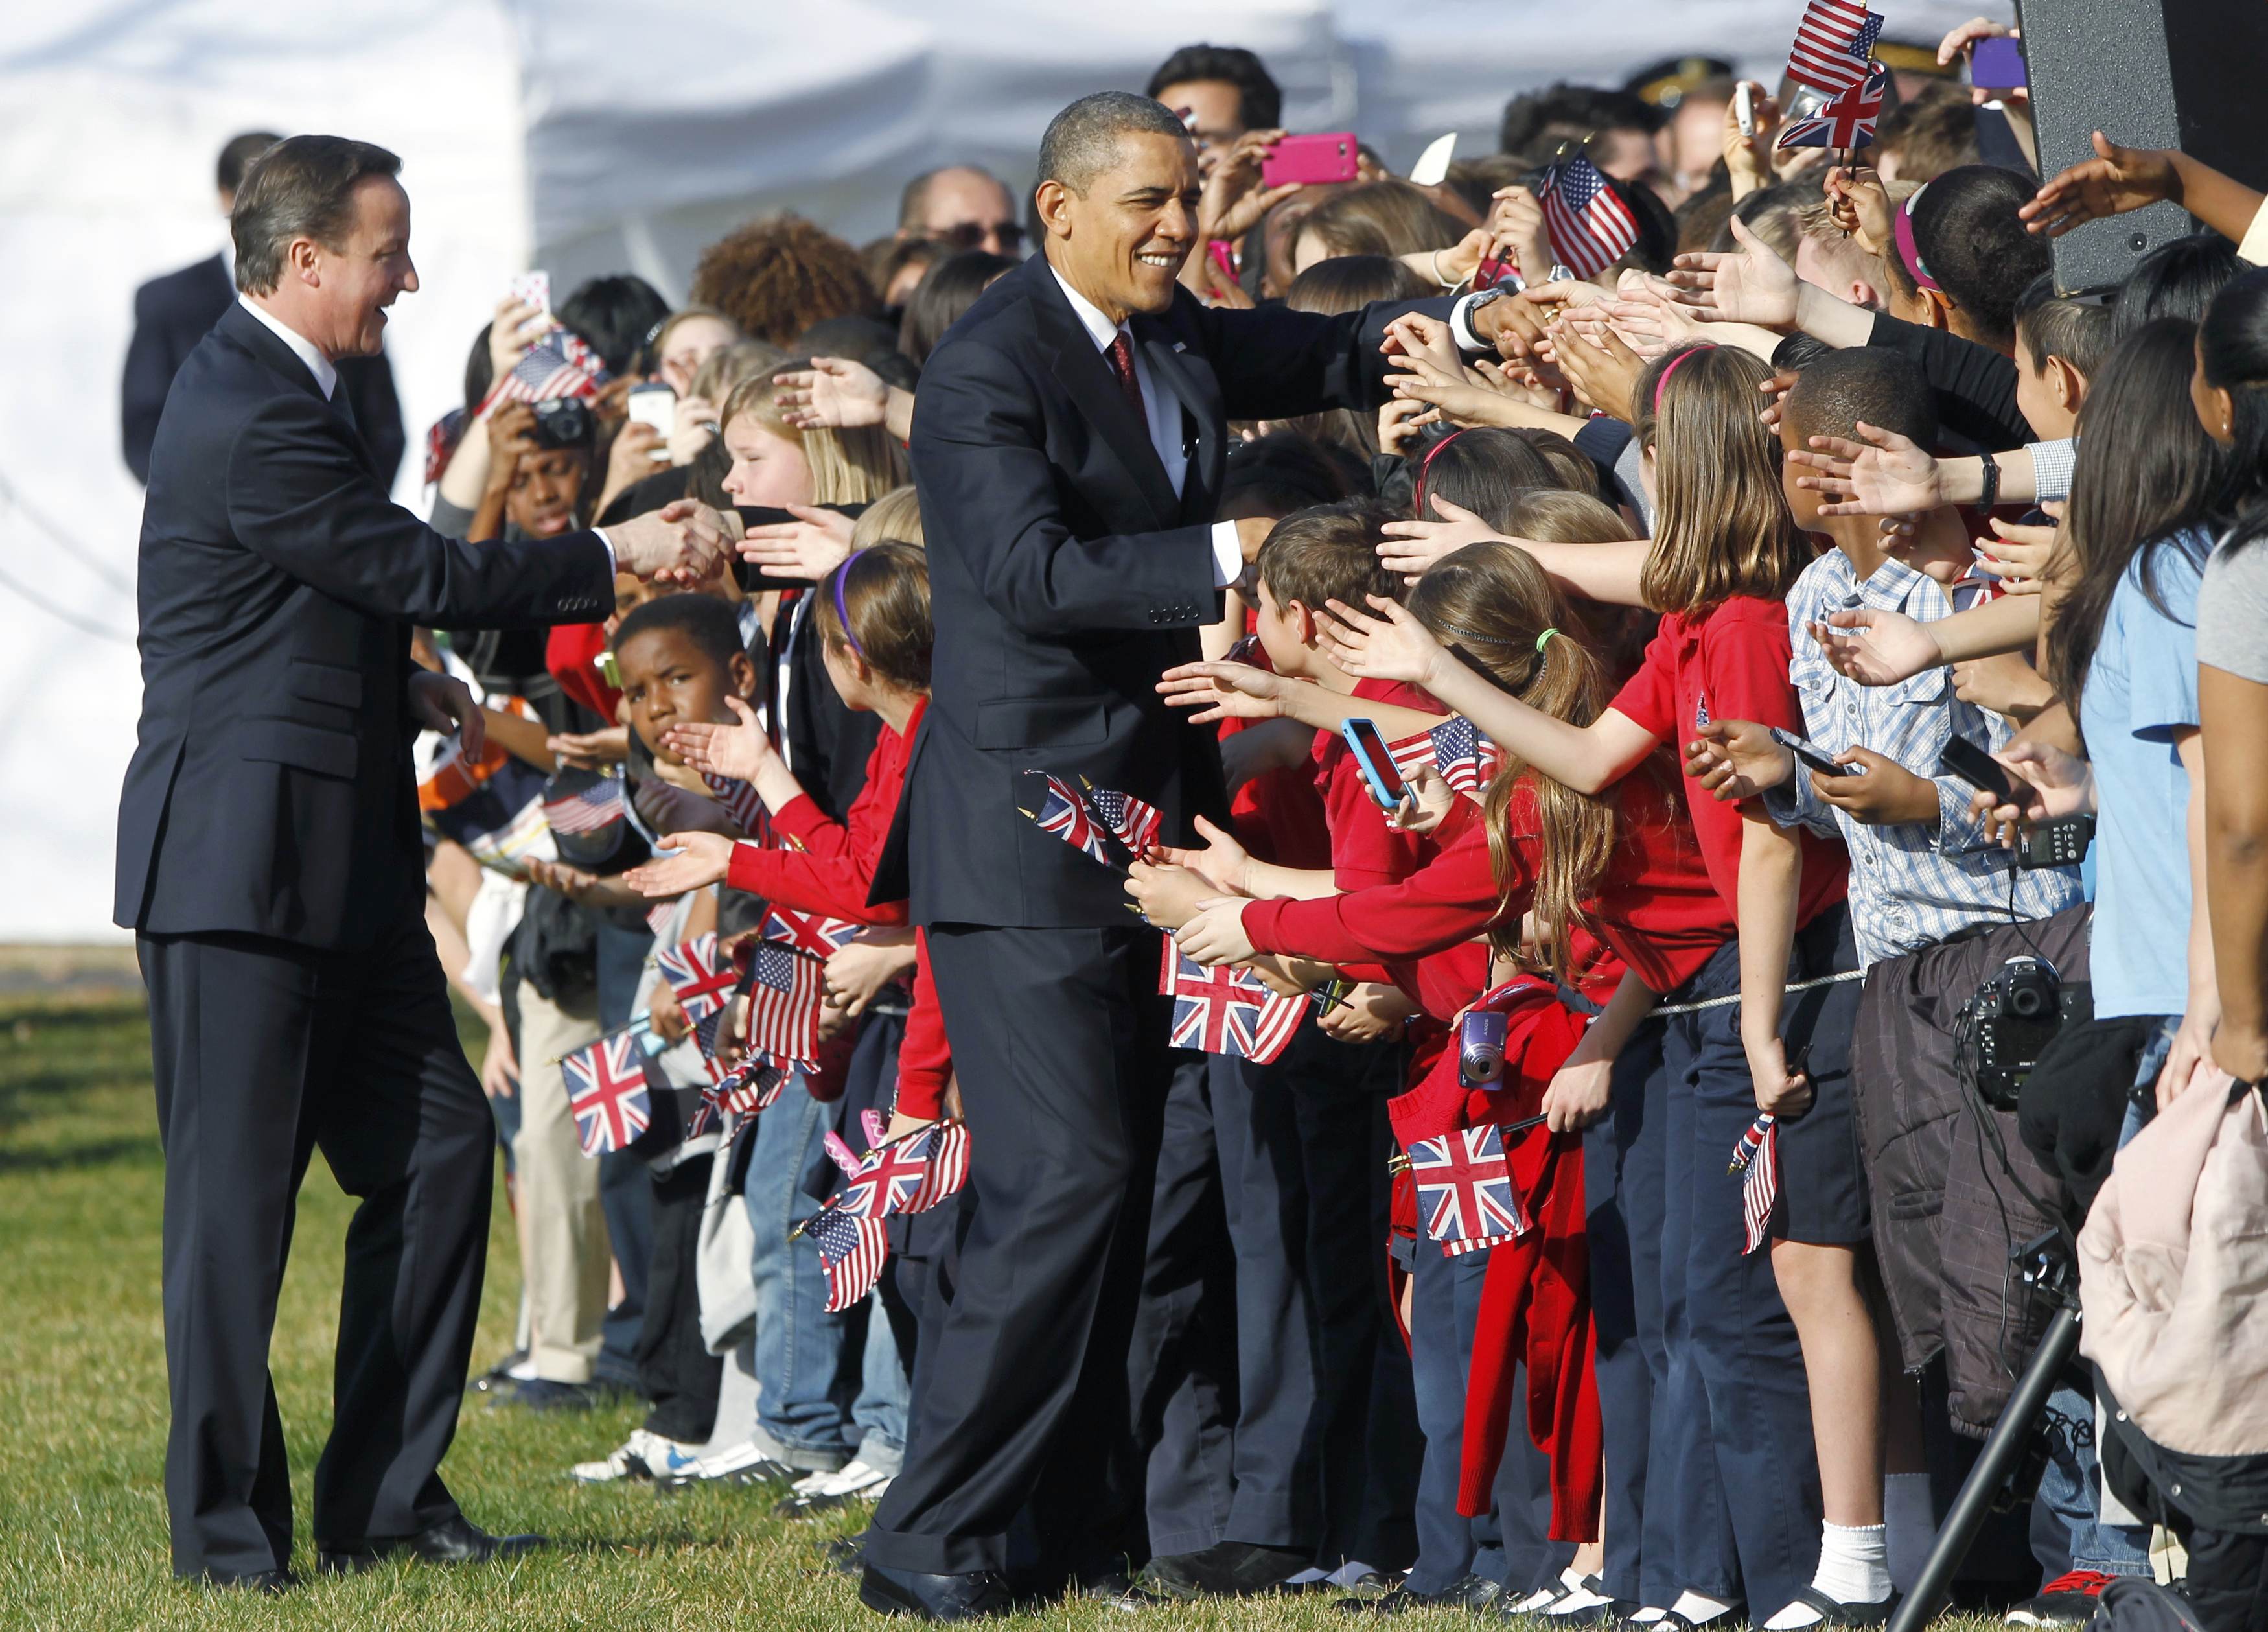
[1340,718,1410,811]
[1939,734,2027,807]
[732,502,869,594]
[1771,726,1854,778]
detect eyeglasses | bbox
[933,220,1024,253]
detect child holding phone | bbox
[1322,345,1875,1631]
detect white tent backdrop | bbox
[0,0,2001,940]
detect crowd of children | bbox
[409,25,2268,1631]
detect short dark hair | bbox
[1037,91,1191,196]
[898,249,1015,367]
[2110,233,2242,344]
[1144,43,1282,131]
[230,134,401,296]
[1910,165,2051,349]
[610,592,745,677]
[896,165,1010,233]
[1255,500,1398,614]
[1784,347,1939,450]
[217,131,282,198]
[2015,275,2113,377]
[1500,83,1662,159]
[558,275,671,377]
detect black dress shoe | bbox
[858,1561,1015,1621]
[194,1568,296,1594]
[486,1377,597,1412]
[1140,1538,1313,1598]
[1338,1573,1504,1615]
[317,1514,548,1574]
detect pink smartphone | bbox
[1207,240,1239,285]
[1262,133,1359,190]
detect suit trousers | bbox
[139,913,494,1580]
[511,982,608,1384]
[866,923,1175,1578]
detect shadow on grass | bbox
[0,1134,157,1176]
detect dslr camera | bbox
[531,395,592,449]
[1963,955,2077,1110]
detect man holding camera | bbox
[115,134,725,1592]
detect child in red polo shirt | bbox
[1323,345,1868,1629]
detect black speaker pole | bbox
[1888,1303,2083,1632]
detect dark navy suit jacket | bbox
[116,301,614,950]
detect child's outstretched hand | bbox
[1173,900,1256,967]
[1315,594,1447,689]
[623,830,735,897]
[1156,660,1291,724]
[1152,814,1253,897]
[664,696,772,781]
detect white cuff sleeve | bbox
[1209,520,1244,588]
[593,526,618,576]
[1448,293,1488,356]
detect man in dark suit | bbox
[122,131,406,489]
[117,134,720,1592]
[862,92,1520,1620]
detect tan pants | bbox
[512,982,610,1383]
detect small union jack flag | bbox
[564,1033,651,1155]
[742,941,824,1064]
[544,775,624,835]
[1786,0,1883,97]
[1409,1123,1529,1254]
[1388,716,1503,798]
[807,1205,890,1312]
[701,772,769,841]
[1024,771,1117,869]
[1161,942,1307,1065]
[706,1056,787,1117]
[1539,154,1640,281]
[690,1007,732,1080]
[1081,778,1163,857]
[837,1120,974,1218]
[658,933,736,1024]
[1731,1113,1779,1254]
[761,905,862,962]
[481,325,609,411]
[1777,61,1888,150]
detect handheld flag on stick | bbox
[1538,154,1640,281]
[701,771,770,841]
[657,933,735,1025]
[1730,1112,1780,1255]
[807,1206,890,1312]
[1785,0,1884,97]
[1387,716,1504,798]
[761,904,862,962]
[564,1034,651,1155]
[1022,770,1122,872]
[1079,776,1163,857]
[543,775,625,835]
[1409,1123,1529,1255]
[1160,940,1307,1065]
[741,941,826,1065]
[1777,61,1888,150]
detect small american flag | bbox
[701,772,770,841]
[1777,61,1888,150]
[1388,716,1503,798]
[1409,1124,1529,1255]
[1786,0,1883,97]
[1539,155,1640,281]
[1025,771,1115,868]
[544,775,624,835]
[761,905,862,962]
[1730,1113,1779,1255]
[742,941,824,1064]
[1081,778,1163,857]
[564,1034,651,1155]
[483,325,608,410]
[658,933,735,1024]
[1161,942,1306,1065]
[807,1206,890,1312]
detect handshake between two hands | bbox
[605,499,741,587]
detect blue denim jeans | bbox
[742,1075,854,1471]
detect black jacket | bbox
[872,253,1445,927]
[122,254,406,488]
[116,302,614,950]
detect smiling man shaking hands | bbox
[857,92,1510,1619]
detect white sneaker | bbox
[773,1459,894,1517]
[657,1437,800,1491]
[571,1428,704,1484]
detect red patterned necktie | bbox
[1105,329,1145,420]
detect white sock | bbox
[1550,1577,1617,1615]
[1885,1472,1934,1593]
[1766,1522,1893,1626]
[1669,1591,1737,1624]
[1629,1609,1669,1624]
